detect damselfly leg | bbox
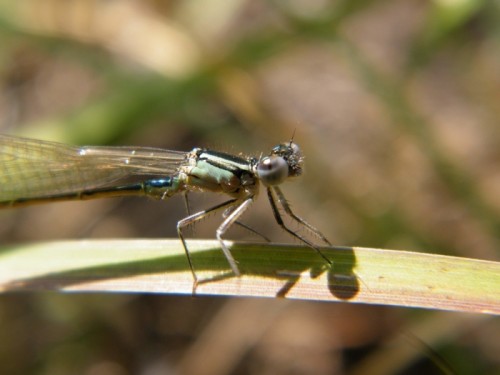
[266,186,332,266]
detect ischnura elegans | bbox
[0,134,331,286]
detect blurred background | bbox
[0,0,499,374]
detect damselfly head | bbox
[255,142,303,187]
[271,142,303,177]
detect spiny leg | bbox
[222,205,271,242]
[267,187,332,265]
[215,197,255,277]
[234,221,271,243]
[273,186,331,246]
[177,198,238,287]
[183,192,191,216]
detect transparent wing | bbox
[0,135,187,201]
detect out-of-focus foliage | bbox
[0,1,498,374]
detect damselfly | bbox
[0,134,331,285]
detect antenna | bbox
[289,128,297,146]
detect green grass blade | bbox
[0,239,497,314]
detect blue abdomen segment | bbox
[145,178,173,188]
[143,177,181,199]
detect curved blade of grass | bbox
[0,239,497,314]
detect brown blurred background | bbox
[0,1,498,374]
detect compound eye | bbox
[257,155,289,186]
